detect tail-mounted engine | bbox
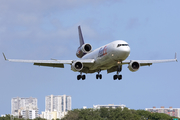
[71,61,83,72]
[76,43,92,58]
[128,61,140,72]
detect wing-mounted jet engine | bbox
[71,61,83,72]
[128,61,140,72]
[76,26,92,58]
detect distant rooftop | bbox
[93,104,126,109]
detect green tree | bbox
[2,109,179,120]
[108,107,123,120]
[99,107,109,119]
[61,109,80,120]
[136,109,151,119]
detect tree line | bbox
[62,107,179,120]
[0,108,179,120]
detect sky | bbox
[0,0,180,115]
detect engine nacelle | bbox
[128,61,140,72]
[76,43,92,58]
[71,61,83,72]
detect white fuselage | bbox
[82,40,130,71]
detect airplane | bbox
[3,26,177,80]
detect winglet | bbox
[2,53,7,61]
[78,26,85,47]
[175,53,178,62]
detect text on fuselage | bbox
[98,46,107,57]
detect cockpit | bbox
[117,44,129,47]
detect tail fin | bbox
[78,26,85,46]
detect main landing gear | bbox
[77,73,86,80]
[96,70,102,79]
[113,65,122,80]
[77,65,123,80]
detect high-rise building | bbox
[21,110,38,119]
[45,95,71,112]
[42,95,71,120]
[145,106,180,118]
[11,97,38,119]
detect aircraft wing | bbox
[2,53,95,68]
[107,53,177,73]
[122,53,177,66]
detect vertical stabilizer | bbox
[78,26,85,46]
[76,26,92,58]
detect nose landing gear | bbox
[96,70,102,79]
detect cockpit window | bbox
[117,44,129,47]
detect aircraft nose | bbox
[111,45,131,61]
[123,46,130,54]
[117,46,130,59]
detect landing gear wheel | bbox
[77,75,81,80]
[99,74,102,79]
[113,75,117,80]
[118,75,122,80]
[96,74,99,79]
[82,75,86,80]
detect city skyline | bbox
[1,0,180,115]
[11,97,38,119]
[2,96,180,119]
[10,95,71,119]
